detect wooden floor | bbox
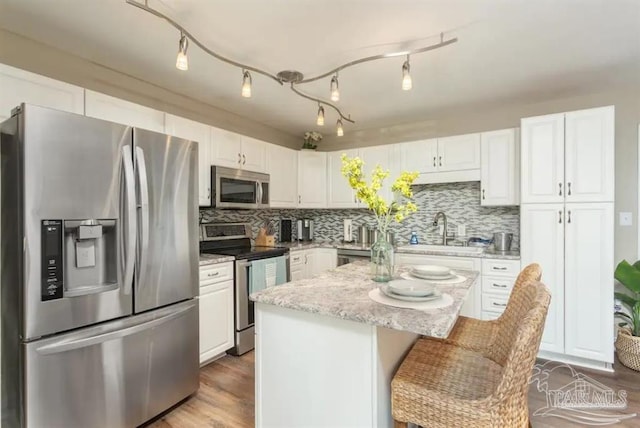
[149,352,640,427]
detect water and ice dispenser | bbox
[41,219,118,301]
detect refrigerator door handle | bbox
[135,146,150,289]
[35,301,196,355]
[122,145,136,296]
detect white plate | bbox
[387,279,435,297]
[380,285,442,302]
[411,265,451,276]
[409,270,456,280]
[401,272,467,285]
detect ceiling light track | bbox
[289,83,354,124]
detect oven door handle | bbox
[235,260,253,332]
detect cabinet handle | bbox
[558,210,562,223]
[567,210,571,224]
[238,153,241,164]
[207,272,220,277]
[207,188,210,198]
[492,302,507,308]
[433,157,436,167]
[492,283,508,288]
[242,154,246,165]
[298,195,301,204]
[439,156,442,167]
[492,266,507,271]
[304,255,308,264]
[567,182,572,196]
[558,183,562,196]
[482,189,486,200]
[293,256,301,262]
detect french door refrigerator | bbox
[1,104,200,428]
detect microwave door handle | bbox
[257,181,263,205]
[121,145,136,295]
[135,147,150,289]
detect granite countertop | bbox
[250,260,479,338]
[278,240,520,260]
[199,253,235,266]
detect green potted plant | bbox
[614,259,640,371]
[302,131,322,150]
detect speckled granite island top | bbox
[250,260,479,338]
[199,253,235,266]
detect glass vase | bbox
[370,232,394,282]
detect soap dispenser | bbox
[409,231,419,245]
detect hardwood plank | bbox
[148,352,640,427]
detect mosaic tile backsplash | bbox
[200,181,520,249]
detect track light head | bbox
[336,119,344,137]
[316,105,325,126]
[176,32,189,71]
[330,74,340,102]
[402,56,412,91]
[242,70,252,98]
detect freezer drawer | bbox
[22,300,199,428]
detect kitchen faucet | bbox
[432,211,448,245]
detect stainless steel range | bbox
[200,223,289,355]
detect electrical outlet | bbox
[457,224,466,237]
[620,212,633,226]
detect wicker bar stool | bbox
[391,278,550,428]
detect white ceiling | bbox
[1,0,639,139]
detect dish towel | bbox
[249,256,288,294]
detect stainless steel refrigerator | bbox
[1,104,200,427]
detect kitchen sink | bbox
[396,244,484,255]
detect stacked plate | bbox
[380,279,442,302]
[409,265,455,280]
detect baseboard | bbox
[537,350,614,372]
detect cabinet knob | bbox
[207,188,210,199]
[439,156,442,167]
[298,195,301,204]
[558,182,562,196]
[238,153,241,164]
[558,210,562,223]
[567,182,572,196]
[567,210,572,224]
[433,157,436,167]
[482,189,485,200]
[242,154,246,165]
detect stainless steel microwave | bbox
[211,166,270,209]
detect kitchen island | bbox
[250,261,479,428]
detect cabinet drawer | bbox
[482,294,509,313]
[481,275,516,295]
[481,311,502,321]
[482,259,520,277]
[290,251,305,267]
[199,263,233,286]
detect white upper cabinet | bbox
[165,114,212,206]
[328,150,359,208]
[0,64,84,120]
[564,106,614,202]
[211,127,243,168]
[360,145,400,203]
[266,144,298,208]
[210,128,266,173]
[241,136,267,173]
[521,107,613,204]
[298,151,327,208]
[480,128,520,206]
[437,133,481,172]
[85,90,164,133]
[400,139,438,174]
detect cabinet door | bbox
[521,114,565,203]
[328,150,359,208]
[241,136,267,172]
[360,145,399,203]
[211,127,243,168]
[85,90,164,132]
[304,251,316,279]
[437,133,481,172]
[290,266,305,281]
[520,204,565,354]
[266,144,298,208]
[565,106,614,203]
[165,114,212,206]
[199,281,234,364]
[298,151,327,208]
[400,139,438,174]
[480,129,519,206]
[564,203,614,363]
[312,249,338,275]
[0,64,84,120]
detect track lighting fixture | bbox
[402,56,412,91]
[330,74,340,102]
[336,119,344,137]
[316,105,325,126]
[127,0,460,137]
[241,70,252,98]
[175,32,189,71]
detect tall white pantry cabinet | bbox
[520,106,614,369]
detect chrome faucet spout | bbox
[432,211,448,245]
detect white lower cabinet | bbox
[396,253,482,319]
[199,263,234,364]
[480,258,521,317]
[521,203,614,366]
[289,248,338,280]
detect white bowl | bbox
[411,265,451,277]
[387,279,435,297]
